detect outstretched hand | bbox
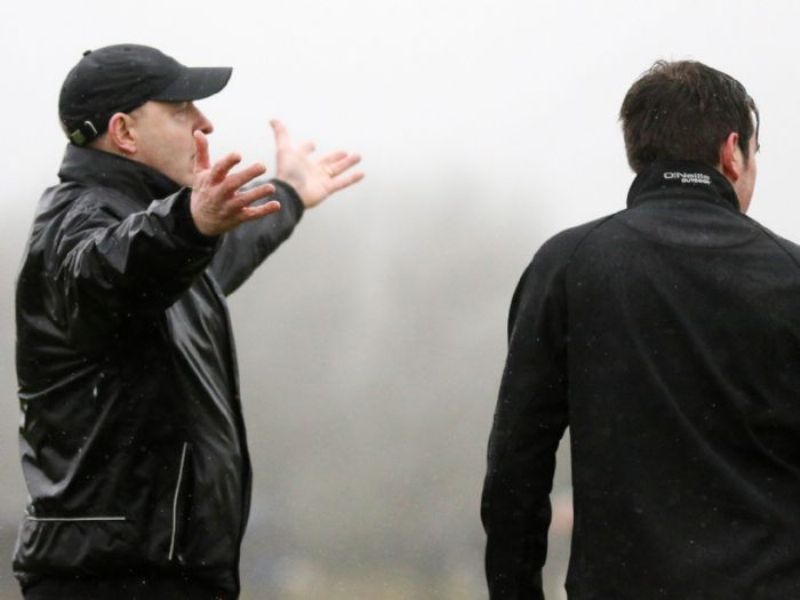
[271,120,364,209]
[190,131,281,236]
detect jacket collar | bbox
[58,144,182,204]
[626,161,741,212]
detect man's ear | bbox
[106,112,137,155]
[719,132,742,182]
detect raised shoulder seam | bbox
[556,209,627,269]
[62,185,132,220]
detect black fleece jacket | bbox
[483,161,800,600]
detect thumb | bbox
[270,119,289,148]
[193,130,210,173]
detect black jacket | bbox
[13,145,304,595]
[482,162,800,599]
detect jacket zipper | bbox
[168,442,189,561]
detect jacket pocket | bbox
[23,514,127,522]
[14,515,137,575]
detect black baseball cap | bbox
[59,44,232,146]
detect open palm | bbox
[271,120,364,209]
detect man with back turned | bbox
[14,44,363,600]
[482,61,800,598]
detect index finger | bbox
[222,162,268,195]
[209,152,243,184]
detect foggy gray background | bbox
[2,1,800,598]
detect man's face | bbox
[735,133,759,214]
[128,100,213,187]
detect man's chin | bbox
[173,170,194,188]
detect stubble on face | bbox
[129,101,211,187]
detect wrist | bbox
[272,178,307,215]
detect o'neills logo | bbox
[663,172,711,185]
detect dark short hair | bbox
[620,60,758,173]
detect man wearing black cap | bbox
[13,44,363,600]
[482,61,800,599]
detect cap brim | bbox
[151,66,232,102]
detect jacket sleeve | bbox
[54,187,219,346]
[481,241,570,599]
[208,179,305,296]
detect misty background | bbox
[2,1,800,598]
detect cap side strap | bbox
[68,120,99,146]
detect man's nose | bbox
[193,106,214,134]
